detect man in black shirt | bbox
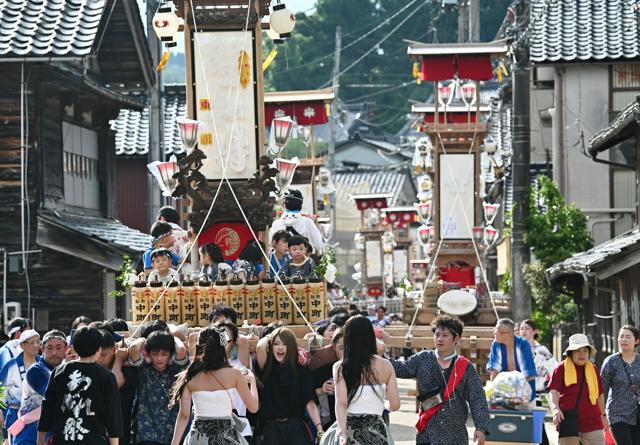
[96,328,137,445]
[37,327,122,445]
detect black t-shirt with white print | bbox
[38,361,122,445]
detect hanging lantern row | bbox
[461,82,477,106]
[438,81,455,107]
[274,157,299,196]
[483,202,500,225]
[415,201,432,223]
[418,224,434,246]
[147,155,179,197]
[176,117,199,152]
[267,116,295,156]
[472,224,500,248]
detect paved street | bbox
[390,379,559,445]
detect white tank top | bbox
[347,384,386,415]
[192,390,234,418]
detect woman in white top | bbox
[321,315,400,445]
[215,320,254,441]
[170,326,258,445]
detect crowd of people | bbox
[0,311,637,445]
[141,194,325,287]
[0,201,636,445]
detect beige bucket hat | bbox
[564,333,597,356]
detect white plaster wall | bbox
[561,65,612,244]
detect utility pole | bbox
[511,0,532,321]
[457,0,469,43]
[327,26,341,238]
[468,0,480,42]
[147,0,163,225]
[327,26,341,171]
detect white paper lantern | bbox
[152,2,180,47]
[270,4,296,38]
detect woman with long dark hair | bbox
[321,315,400,445]
[255,326,322,444]
[170,326,258,445]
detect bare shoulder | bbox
[373,356,393,378]
[332,360,343,377]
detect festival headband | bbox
[198,327,230,348]
[152,230,172,246]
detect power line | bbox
[290,0,421,54]
[343,81,416,103]
[320,0,430,88]
[271,0,423,75]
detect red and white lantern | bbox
[483,202,500,225]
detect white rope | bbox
[138,0,315,332]
[404,122,502,342]
[131,0,254,337]
[434,130,500,320]
[188,0,316,332]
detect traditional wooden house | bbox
[547,95,640,363]
[112,85,187,232]
[0,0,155,330]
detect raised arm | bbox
[173,337,188,363]
[389,350,423,379]
[235,369,259,413]
[256,336,270,371]
[127,338,146,365]
[236,334,251,369]
[383,359,401,411]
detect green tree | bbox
[523,176,592,343]
[524,176,592,268]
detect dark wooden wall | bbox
[38,81,64,208]
[0,63,116,332]
[116,158,148,232]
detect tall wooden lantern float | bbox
[141,1,330,329]
[351,194,393,300]
[407,39,509,323]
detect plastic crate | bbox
[487,409,545,443]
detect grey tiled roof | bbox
[334,169,409,207]
[484,97,513,212]
[546,227,640,282]
[589,96,640,156]
[0,0,105,57]
[112,86,187,157]
[40,210,151,253]
[530,0,640,63]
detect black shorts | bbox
[259,418,311,445]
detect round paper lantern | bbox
[270,4,296,38]
[152,2,180,47]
